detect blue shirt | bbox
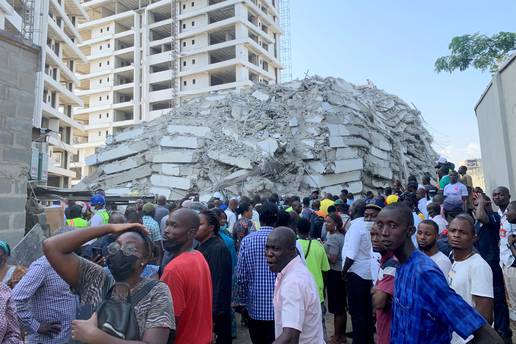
[12,256,77,344]
[220,232,237,272]
[235,226,275,320]
[142,215,162,242]
[391,250,486,344]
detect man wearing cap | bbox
[89,194,109,226]
[142,203,162,242]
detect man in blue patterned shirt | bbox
[142,202,162,242]
[236,201,278,344]
[12,256,77,344]
[375,203,503,344]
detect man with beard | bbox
[161,208,213,344]
[417,220,451,275]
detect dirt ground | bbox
[234,314,516,343]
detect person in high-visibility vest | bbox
[89,194,109,226]
[65,204,88,228]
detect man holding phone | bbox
[473,193,513,343]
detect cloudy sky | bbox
[289,0,516,165]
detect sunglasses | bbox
[107,242,143,258]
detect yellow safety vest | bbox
[97,209,109,224]
[66,217,89,228]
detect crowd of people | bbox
[0,160,516,344]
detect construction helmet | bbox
[90,194,106,206]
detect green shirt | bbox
[297,238,330,302]
[439,175,450,189]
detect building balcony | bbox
[49,0,83,44]
[47,134,78,155]
[43,74,83,106]
[179,80,253,96]
[48,163,77,178]
[48,16,87,62]
[45,45,80,84]
[78,10,134,30]
[42,102,85,131]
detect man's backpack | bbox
[310,213,325,239]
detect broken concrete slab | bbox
[167,125,211,137]
[256,138,278,156]
[251,90,270,102]
[152,150,196,164]
[207,151,253,169]
[150,175,191,190]
[303,170,362,188]
[97,141,148,164]
[114,127,145,143]
[103,158,139,175]
[101,164,152,186]
[160,136,200,149]
[334,158,364,173]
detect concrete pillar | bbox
[141,8,149,121]
[133,12,142,122]
[236,64,248,82]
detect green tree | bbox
[435,32,516,73]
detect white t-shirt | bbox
[418,198,429,219]
[411,213,422,247]
[342,217,372,280]
[225,209,237,233]
[430,251,451,276]
[448,253,493,344]
[431,215,448,235]
[443,182,468,208]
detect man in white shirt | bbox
[266,227,324,344]
[416,188,429,219]
[427,202,448,235]
[447,214,494,344]
[443,171,468,214]
[417,220,451,275]
[342,199,374,343]
[493,187,516,321]
[225,198,238,233]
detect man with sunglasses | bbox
[376,203,503,344]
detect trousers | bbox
[248,317,275,344]
[488,260,512,343]
[346,272,374,344]
[503,265,516,321]
[214,313,232,344]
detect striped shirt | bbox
[391,250,486,343]
[12,256,77,344]
[236,226,276,320]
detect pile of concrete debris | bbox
[77,76,437,200]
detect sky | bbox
[289,0,516,165]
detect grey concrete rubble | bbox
[76,76,437,200]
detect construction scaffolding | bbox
[278,0,292,82]
[7,0,35,41]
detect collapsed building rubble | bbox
[77,76,437,200]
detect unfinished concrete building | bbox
[1,0,89,187]
[72,0,282,184]
[78,77,438,200]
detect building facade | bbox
[72,0,282,183]
[1,0,88,187]
[459,158,485,191]
[475,54,516,195]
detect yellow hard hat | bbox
[386,194,399,205]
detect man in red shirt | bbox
[370,219,399,344]
[161,208,213,344]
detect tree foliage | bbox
[435,32,516,73]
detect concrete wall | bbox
[0,32,40,246]
[475,54,516,194]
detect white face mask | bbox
[363,221,374,232]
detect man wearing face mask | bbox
[43,223,175,343]
[161,208,213,344]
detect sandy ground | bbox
[234,314,516,343]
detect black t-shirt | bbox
[474,212,501,263]
[198,236,233,316]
